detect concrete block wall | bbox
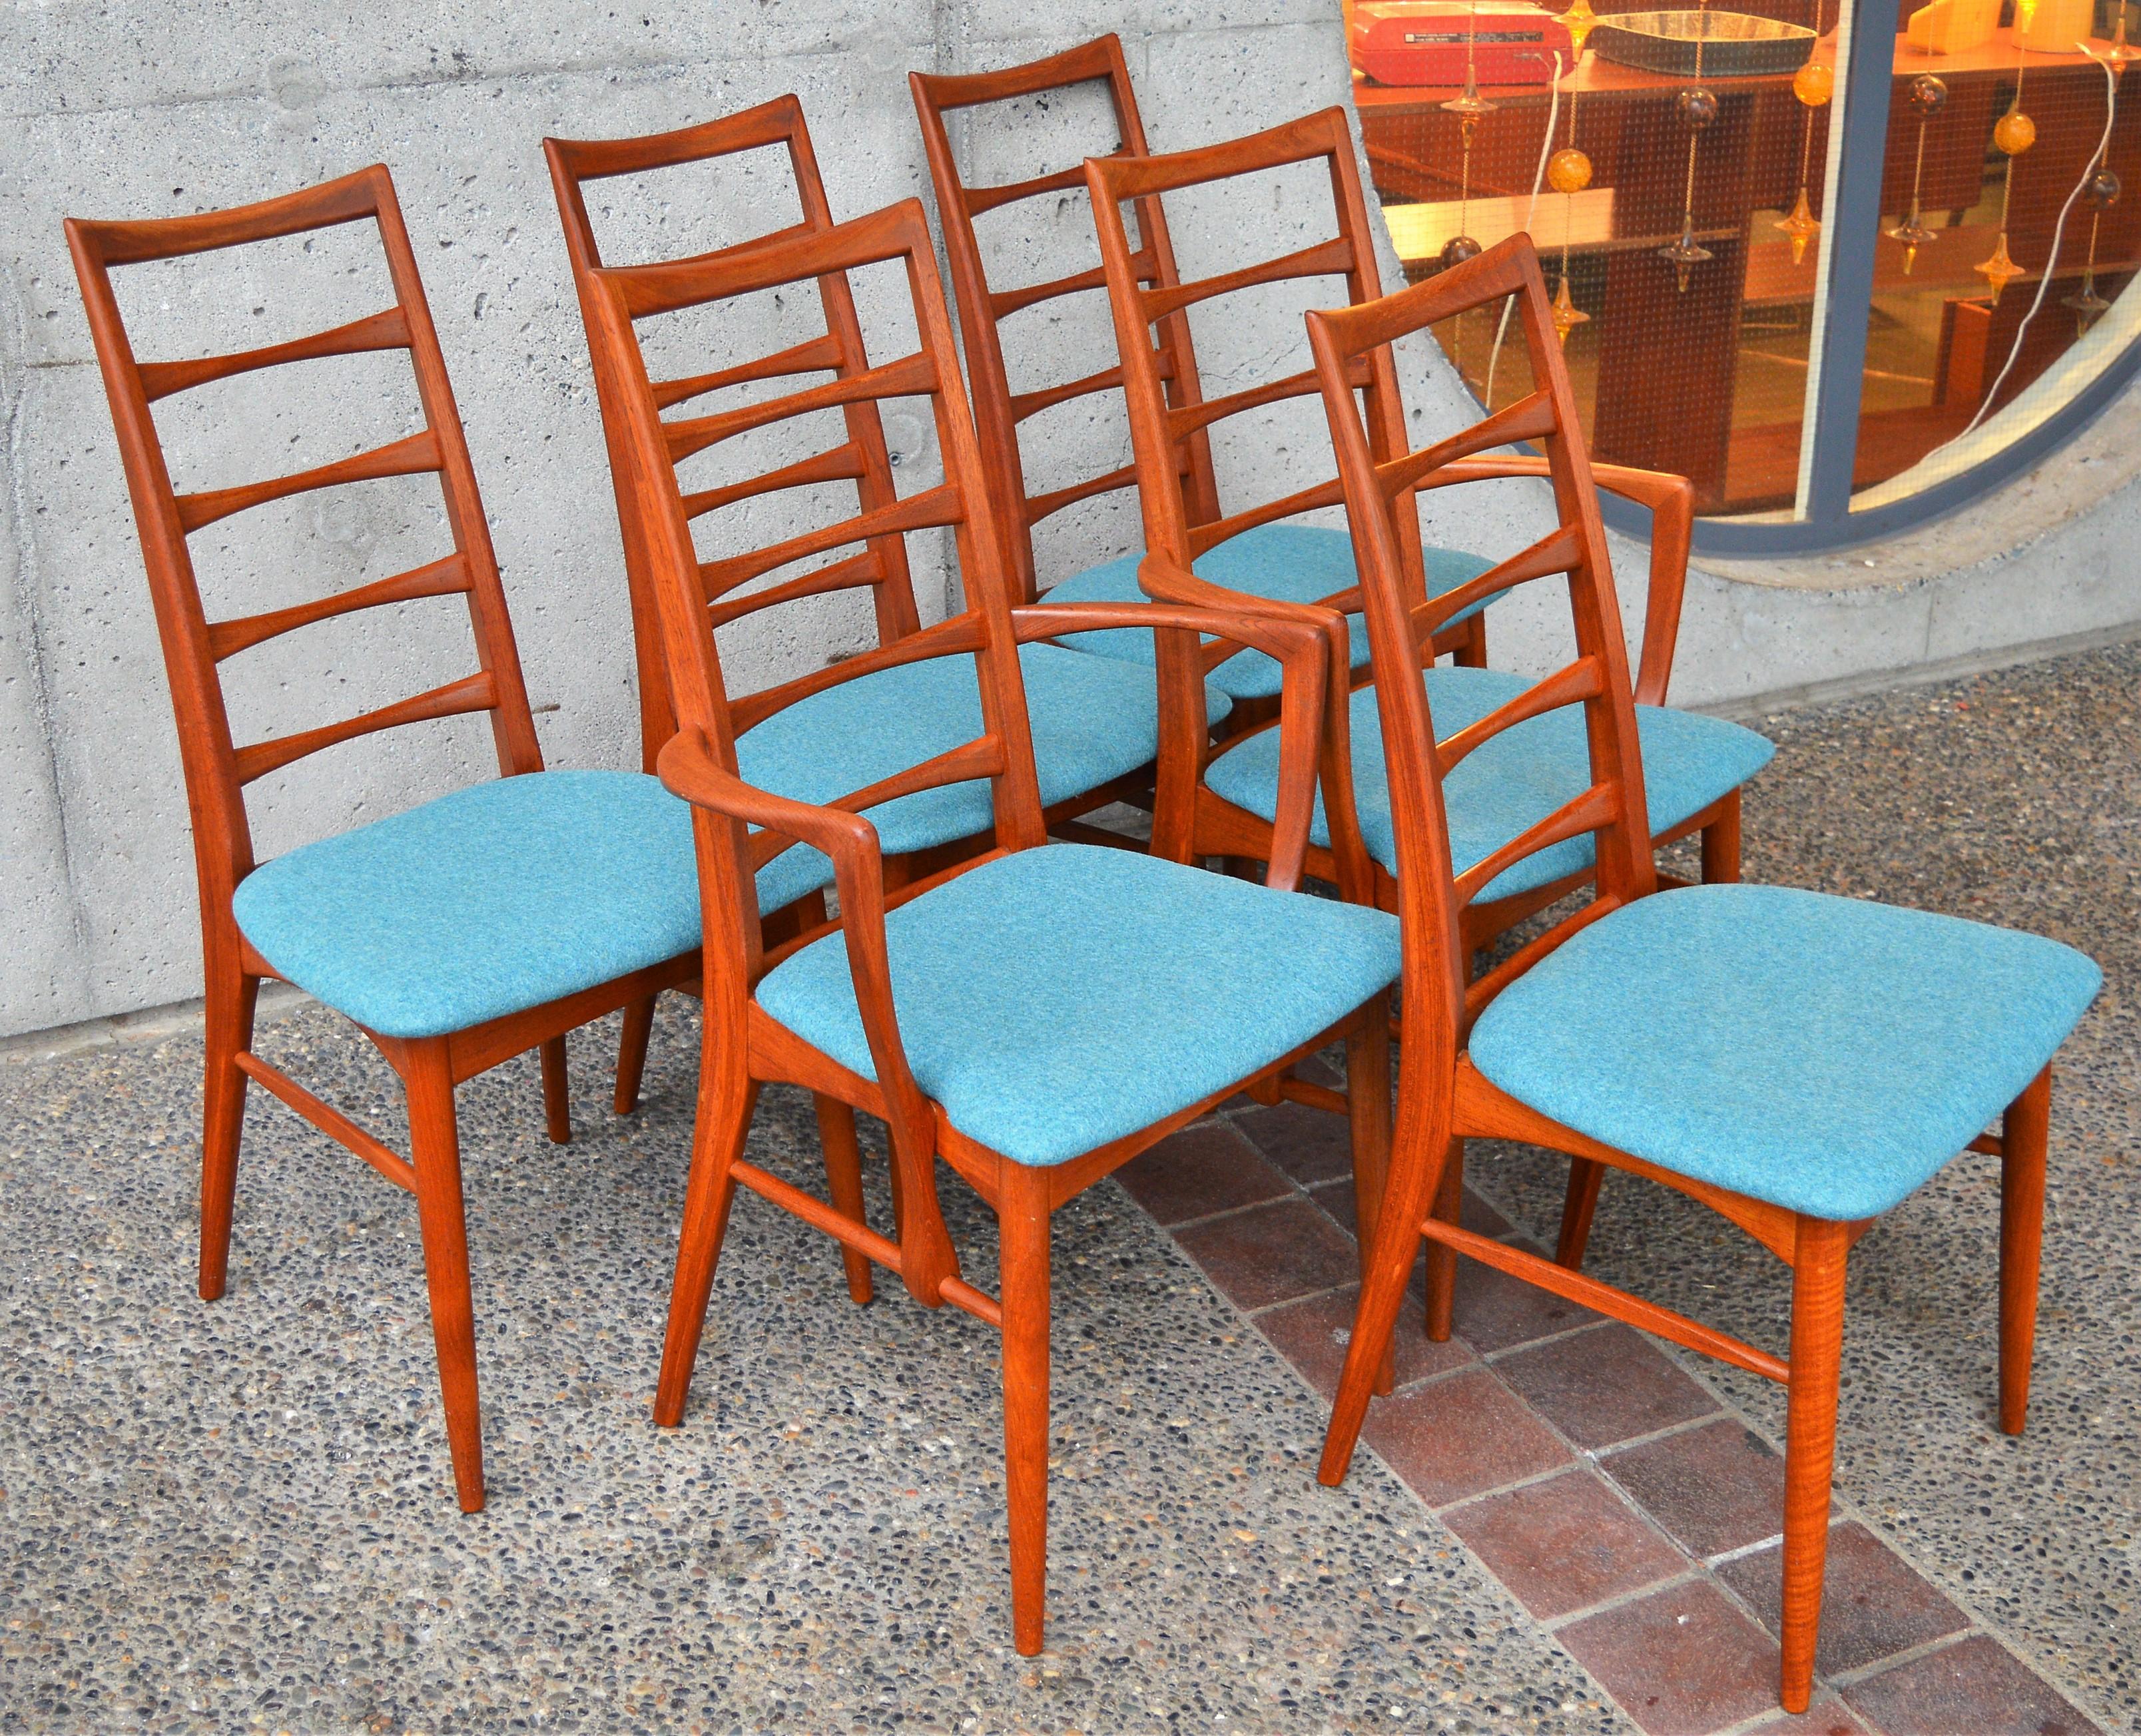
[3,0,2136,1036]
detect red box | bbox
[1351,2,1575,86]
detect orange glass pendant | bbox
[1551,274,1591,346]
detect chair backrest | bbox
[66,165,543,922]
[545,97,922,767]
[572,197,1049,972]
[1304,235,1657,1083]
[910,36,1220,603]
[1083,107,1426,589]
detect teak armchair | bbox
[910,35,1490,721]
[66,165,705,1512]
[1305,236,2102,1714]
[546,96,1216,876]
[1085,107,1772,935]
[574,193,1407,1654]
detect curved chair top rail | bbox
[65,163,543,898]
[574,198,1053,936]
[1306,235,1657,1049]
[1083,106,1424,580]
[545,97,922,766]
[910,35,1221,603]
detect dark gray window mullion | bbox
[1802,0,1903,525]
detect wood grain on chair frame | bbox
[573,190,1401,1653]
[65,164,701,1512]
[1303,233,2065,1715]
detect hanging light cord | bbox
[1485,50,1566,404]
[1960,45,2117,439]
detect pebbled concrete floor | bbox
[1,641,2136,1735]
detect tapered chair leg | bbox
[1423,1139,1464,1342]
[1000,1163,1053,1656]
[1999,1067,2051,1435]
[1323,1117,1453,1484]
[1556,1159,1606,1269]
[539,1035,572,1145]
[1780,1214,1850,1713]
[814,1093,876,1306]
[199,963,258,1302]
[1345,997,1397,1395]
[402,1038,487,1514]
[614,994,658,1115]
[654,1073,759,1428]
[1701,790,1743,884]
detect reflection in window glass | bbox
[1344,0,2140,531]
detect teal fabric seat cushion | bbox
[1205,667,1775,903]
[737,643,1231,914]
[755,844,1403,1167]
[1468,884,2102,1220]
[1040,522,1496,701]
[232,769,701,1039]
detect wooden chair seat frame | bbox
[910,35,1490,750]
[66,164,699,1515]
[576,193,1399,1656]
[1303,235,2054,1715]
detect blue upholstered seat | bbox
[755,844,1404,1167]
[735,643,1231,913]
[1040,523,1496,701]
[1468,884,2102,1221]
[1205,668,1775,903]
[232,769,703,1039]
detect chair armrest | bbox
[656,728,928,1105]
[1440,455,1694,706]
[1012,589,1330,892]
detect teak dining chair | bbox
[1085,107,1771,926]
[66,165,706,1512]
[910,35,1490,717]
[546,96,1218,874]
[1087,111,1775,1322]
[575,193,1406,1654]
[1305,236,2102,1714]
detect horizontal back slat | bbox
[1452,782,1618,908]
[1139,235,1354,324]
[1184,477,1347,559]
[174,428,442,533]
[663,350,934,463]
[698,479,963,598]
[232,669,497,784]
[1435,655,1604,777]
[653,331,842,412]
[721,597,990,736]
[207,550,471,661]
[680,441,866,521]
[705,550,882,630]
[1376,390,1558,499]
[138,307,411,403]
[1410,523,1582,639]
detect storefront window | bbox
[1345,0,2141,551]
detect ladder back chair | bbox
[1306,236,2101,1715]
[910,36,1491,718]
[575,194,1407,1654]
[66,164,705,1513]
[547,97,1215,871]
[1087,107,1771,935]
